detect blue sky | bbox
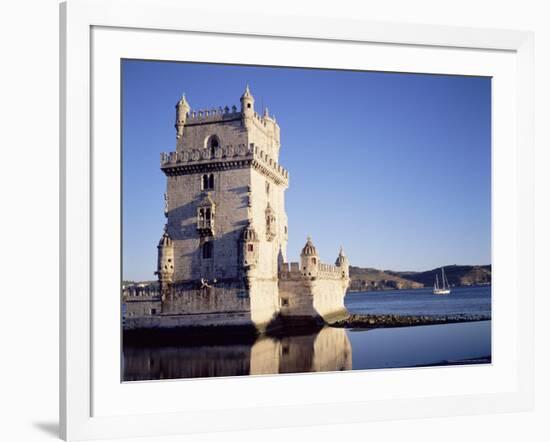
[122,60,491,281]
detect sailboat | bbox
[433,267,451,295]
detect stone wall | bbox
[248,278,280,331]
[162,282,250,315]
[124,298,162,318]
[278,276,349,323]
[176,115,246,152]
[250,166,288,279]
[166,166,250,282]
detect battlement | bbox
[184,107,240,125]
[279,261,346,280]
[160,144,289,184]
[182,107,278,128]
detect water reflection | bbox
[123,326,352,381]
[123,321,491,381]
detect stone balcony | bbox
[196,218,215,237]
[160,145,289,185]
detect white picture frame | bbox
[60,0,534,440]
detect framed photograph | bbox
[60,0,534,440]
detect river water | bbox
[122,286,492,381]
[346,285,491,316]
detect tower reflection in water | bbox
[123,327,352,381]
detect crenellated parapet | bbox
[182,106,277,126]
[160,144,289,185]
[184,106,241,125]
[279,261,347,281]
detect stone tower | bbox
[300,237,319,278]
[123,87,351,330]
[158,86,289,328]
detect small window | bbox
[281,298,289,307]
[202,242,213,259]
[265,181,270,195]
[202,174,214,190]
[312,257,317,265]
[247,244,254,252]
[247,103,251,109]
[150,308,156,315]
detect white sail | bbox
[434,267,451,295]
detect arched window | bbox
[205,135,220,149]
[202,242,213,259]
[208,174,214,190]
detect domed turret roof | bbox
[158,228,173,247]
[242,220,258,242]
[301,236,318,256]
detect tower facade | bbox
[158,86,289,328]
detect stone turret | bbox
[240,84,255,118]
[335,246,350,278]
[155,226,174,300]
[175,93,190,139]
[300,236,319,278]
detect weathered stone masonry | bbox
[124,86,350,331]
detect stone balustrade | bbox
[160,143,289,181]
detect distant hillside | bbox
[387,265,491,288]
[349,265,491,292]
[348,266,423,292]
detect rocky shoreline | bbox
[331,313,491,329]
